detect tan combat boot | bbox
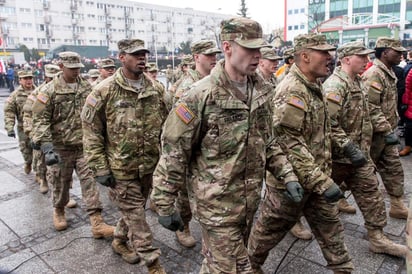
[367,229,407,257]
[39,179,48,194]
[148,259,166,274]
[66,199,77,208]
[290,220,313,240]
[111,238,140,264]
[399,146,411,156]
[337,198,356,214]
[176,224,196,248]
[389,196,408,219]
[53,207,67,231]
[24,163,31,175]
[89,212,115,238]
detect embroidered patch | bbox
[175,103,195,124]
[371,81,382,91]
[86,95,98,107]
[288,96,305,110]
[326,93,342,104]
[28,94,37,102]
[37,93,49,104]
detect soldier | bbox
[81,39,167,273]
[165,64,174,90]
[146,62,160,81]
[248,33,354,274]
[276,48,294,83]
[4,70,36,174]
[169,55,193,95]
[92,58,116,87]
[363,37,409,219]
[23,64,60,194]
[256,47,282,88]
[87,68,100,84]
[323,41,407,257]
[31,51,114,238]
[151,17,299,273]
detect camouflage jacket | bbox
[81,68,168,180]
[22,81,47,136]
[31,72,91,148]
[362,58,398,134]
[174,69,202,99]
[272,64,333,194]
[91,76,104,88]
[257,69,278,89]
[4,85,35,132]
[151,60,297,226]
[323,67,373,163]
[166,68,174,82]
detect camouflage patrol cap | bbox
[117,39,149,54]
[260,47,282,61]
[147,62,158,72]
[181,54,194,65]
[190,40,221,55]
[44,64,60,78]
[375,37,406,51]
[220,17,270,49]
[294,33,336,52]
[18,70,33,78]
[59,51,84,68]
[337,41,375,59]
[98,58,116,68]
[88,69,100,78]
[283,48,295,59]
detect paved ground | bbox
[0,85,408,273]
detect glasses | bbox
[103,67,116,71]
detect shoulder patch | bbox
[287,95,306,110]
[37,93,49,104]
[371,81,382,91]
[326,92,342,104]
[86,94,98,107]
[175,103,195,124]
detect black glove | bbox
[41,143,60,165]
[7,130,15,138]
[285,181,304,203]
[384,132,399,145]
[400,104,408,115]
[343,142,367,167]
[95,174,116,188]
[30,140,41,150]
[158,211,184,232]
[323,183,344,203]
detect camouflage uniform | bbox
[92,58,116,87]
[82,40,168,266]
[363,38,405,198]
[151,18,298,273]
[31,54,102,216]
[276,48,294,84]
[248,34,354,273]
[169,55,194,96]
[256,47,281,89]
[323,42,387,231]
[165,65,174,90]
[4,70,36,168]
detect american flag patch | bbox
[175,103,195,124]
[288,96,305,110]
[326,93,342,104]
[37,93,49,104]
[86,95,98,107]
[28,94,37,102]
[371,81,382,91]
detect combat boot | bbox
[290,220,312,240]
[24,163,31,175]
[389,196,408,219]
[53,207,67,231]
[252,266,264,274]
[337,198,356,214]
[399,146,411,156]
[111,238,140,264]
[333,271,352,274]
[89,212,115,239]
[35,174,40,184]
[367,229,407,257]
[66,198,77,208]
[148,259,166,274]
[176,224,196,247]
[39,179,48,194]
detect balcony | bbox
[44,15,52,23]
[43,1,50,9]
[72,18,78,25]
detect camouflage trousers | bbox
[17,126,32,165]
[199,222,253,274]
[176,181,192,225]
[370,133,404,197]
[47,148,102,215]
[406,197,412,272]
[33,149,47,181]
[332,162,387,230]
[248,186,354,272]
[109,174,161,267]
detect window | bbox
[288,9,292,15]
[294,9,299,14]
[300,24,305,29]
[294,25,299,30]
[300,8,305,13]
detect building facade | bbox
[0,0,230,55]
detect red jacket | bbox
[403,68,412,119]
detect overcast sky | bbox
[132,0,285,32]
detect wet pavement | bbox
[0,86,408,274]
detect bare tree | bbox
[237,0,249,18]
[307,2,325,33]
